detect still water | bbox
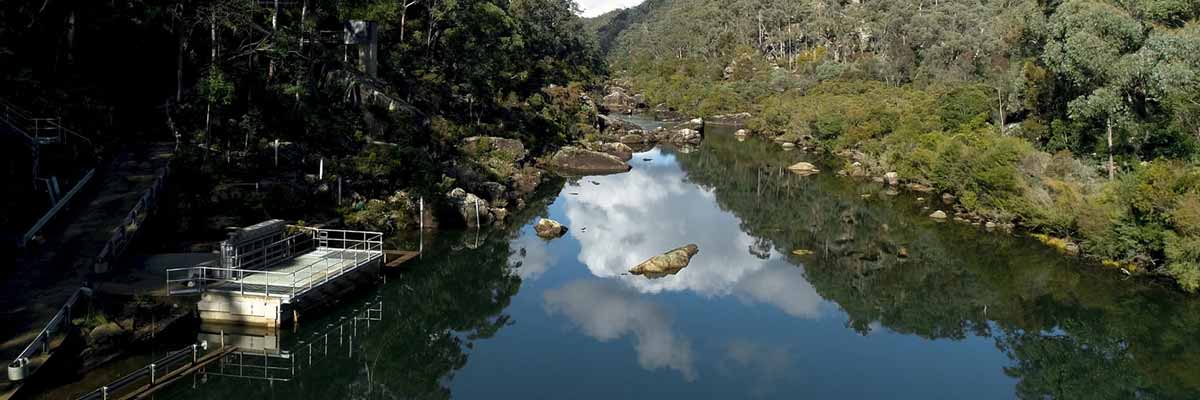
[70,126,1200,399]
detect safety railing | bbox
[74,342,221,400]
[165,228,382,301]
[0,98,94,147]
[226,229,315,271]
[94,162,170,272]
[7,287,92,382]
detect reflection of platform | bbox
[197,301,383,383]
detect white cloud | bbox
[576,0,646,18]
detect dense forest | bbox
[0,0,604,242]
[589,0,1200,292]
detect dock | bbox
[166,221,384,328]
[384,250,420,268]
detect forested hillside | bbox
[1,0,603,239]
[591,0,1200,292]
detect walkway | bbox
[1,144,173,395]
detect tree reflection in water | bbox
[675,128,1200,399]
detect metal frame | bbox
[165,227,383,303]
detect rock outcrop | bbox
[447,188,494,227]
[600,142,634,161]
[534,218,568,239]
[629,244,700,278]
[599,114,643,138]
[709,112,752,126]
[600,86,645,113]
[669,128,703,145]
[460,136,527,178]
[545,146,632,175]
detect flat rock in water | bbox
[787,162,820,176]
[534,218,568,239]
[630,244,700,278]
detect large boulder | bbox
[447,188,493,227]
[630,244,700,278]
[598,114,643,138]
[670,118,705,132]
[511,167,545,197]
[462,136,526,161]
[619,133,647,144]
[545,146,632,175]
[534,218,568,239]
[461,136,527,179]
[601,87,643,113]
[600,142,634,161]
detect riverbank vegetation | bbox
[675,132,1200,397]
[590,0,1200,292]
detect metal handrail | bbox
[166,228,382,300]
[8,287,92,381]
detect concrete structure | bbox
[166,221,383,328]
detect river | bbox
[41,123,1200,399]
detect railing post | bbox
[102,386,108,400]
[193,344,198,363]
[150,363,157,384]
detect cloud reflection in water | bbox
[560,148,827,318]
[544,280,699,381]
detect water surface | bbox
[66,127,1200,399]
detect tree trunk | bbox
[205,11,216,161]
[996,87,1005,135]
[1107,118,1115,180]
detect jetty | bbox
[165,220,384,328]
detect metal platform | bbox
[165,227,383,304]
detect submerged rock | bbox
[534,218,568,239]
[630,244,700,278]
[545,146,632,175]
[787,162,820,176]
[929,210,948,220]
